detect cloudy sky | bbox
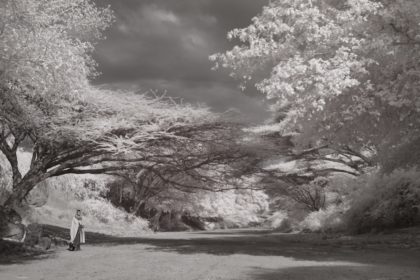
[93,0,269,122]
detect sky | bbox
[93,0,270,122]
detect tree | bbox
[0,0,214,217]
[0,0,113,101]
[1,87,214,211]
[104,121,265,217]
[286,177,328,212]
[211,0,420,170]
[0,0,111,209]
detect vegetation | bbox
[1,0,420,240]
[345,169,420,233]
[0,0,221,215]
[0,0,267,236]
[212,0,420,233]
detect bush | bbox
[345,169,420,233]
[298,204,347,232]
[264,210,293,232]
[287,177,328,212]
[22,175,150,237]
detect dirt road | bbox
[1,229,420,280]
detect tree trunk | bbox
[1,171,45,239]
[9,153,22,188]
[152,210,162,232]
[131,185,147,215]
[3,172,44,211]
[0,148,22,188]
[131,199,145,216]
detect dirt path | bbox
[1,229,420,280]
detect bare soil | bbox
[1,228,420,280]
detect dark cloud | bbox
[92,0,269,121]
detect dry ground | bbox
[1,229,420,280]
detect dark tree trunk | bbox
[131,199,145,216]
[0,169,46,239]
[9,153,22,187]
[4,172,44,211]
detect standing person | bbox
[69,209,85,251]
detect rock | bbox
[2,222,25,241]
[52,236,69,247]
[0,207,25,242]
[24,223,43,247]
[24,224,68,249]
[37,237,52,250]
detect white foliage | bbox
[24,174,150,236]
[299,204,348,232]
[212,0,420,156]
[265,210,289,229]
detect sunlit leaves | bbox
[213,0,420,165]
[211,0,381,135]
[0,0,114,103]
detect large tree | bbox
[0,0,213,216]
[105,121,264,216]
[211,0,420,170]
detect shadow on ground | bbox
[136,234,420,268]
[0,240,56,265]
[3,225,420,268]
[190,229,275,235]
[41,225,420,267]
[247,266,415,280]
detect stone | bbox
[52,236,69,247]
[24,224,69,249]
[2,222,25,241]
[24,223,43,247]
[37,237,52,250]
[0,207,25,242]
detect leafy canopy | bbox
[0,0,216,209]
[211,0,420,166]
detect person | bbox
[69,209,85,251]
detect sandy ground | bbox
[1,229,420,280]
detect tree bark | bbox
[131,199,145,216]
[3,172,44,211]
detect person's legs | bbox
[73,227,81,251]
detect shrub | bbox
[22,174,150,237]
[196,189,270,227]
[299,204,347,232]
[344,169,420,233]
[287,177,329,212]
[264,210,293,232]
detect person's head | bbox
[75,209,82,219]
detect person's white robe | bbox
[70,217,85,243]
